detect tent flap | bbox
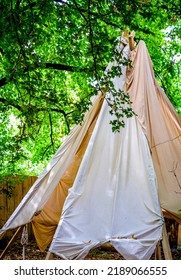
[126,40,181,219]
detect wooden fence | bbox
[0,176,37,228]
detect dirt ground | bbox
[0,238,181,260]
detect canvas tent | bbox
[0,35,181,260]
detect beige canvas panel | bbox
[126,41,181,221]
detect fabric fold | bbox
[126,40,181,220]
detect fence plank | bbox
[0,176,37,228]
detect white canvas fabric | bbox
[49,42,163,260]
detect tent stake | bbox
[162,223,172,260]
[0,226,24,260]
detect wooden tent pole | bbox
[0,231,6,241]
[178,224,181,247]
[45,251,54,260]
[0,226,24,260]
[162,223,173,260]
[155,240,162,260]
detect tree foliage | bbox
[0,0,180,177]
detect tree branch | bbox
[0,63,88,88]
[72,0,88,22]
[45,63,81,72]
[0,95,72,141]
[0,97,22,111]
[0,96,70,116]
[88,0,98,80]
[55,0,118,26]
[48,112,55,153]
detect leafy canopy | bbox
[0,0,180,178]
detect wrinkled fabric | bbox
[32,111,101,251]
[0,94,103,236]
[49,43,163,260]
[126,41,181,221]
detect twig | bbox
[169,162,181,190]
[48,112,55,153]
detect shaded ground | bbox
[0,238,181,260]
